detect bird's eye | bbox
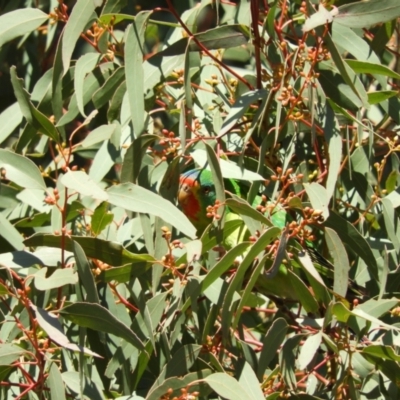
[203,185,211,195]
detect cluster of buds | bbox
[206,200,222,221]
[286,220,314,242]
[91,260,111,276]
[256,195,270,214]
[306,46,330,62]
[86,22,105,41]
[49,3,68,23]
[160,227,187,280]
[161,226,172,241]
[303,206,324,224]
[160,387,199,400]
[390,306,400,317]
[270,167,303,184]
[170,239,184,250]
[277,85,296,107]
[205,74,220,87]
[44,188,60,205]
[299,1,308,15]
[229,77,238,89]
[149,129,181,162]
[261,68,272,82]
[202,334,224,356]
[248,230,261,243]
[270,64,286,87]
[288,110,307,121]
[170,68,184,84]
[265,239,293,262]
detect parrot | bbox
[178,168,287,235]
[178,168,243,234]
[178,168,364,304]
[177,168,314,302]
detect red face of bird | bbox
[178,169,216,226]
[178,170,202,223]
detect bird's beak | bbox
[178,182,191,206]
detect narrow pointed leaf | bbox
[32,305,100,357]
[74,53,101,116]
[59,302,145,350]
[23,233,154,266]
[107,183,196,239]
[62,0,97,72]
[336,0,400,29]
[154,24,249,57]
[10,66,59,141]
[61,170,109,201]
[0,149,46,190]
[0,8,48,48]
[325,227,350,297]
[204,373,253,400]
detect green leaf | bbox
[204,373,253,400]
[333,302,400,331]
[92,66,125,109]
[5,143,42,175]
[146,370,212,400]
[0,213,24,251]
[106,183,197,239]
[336,0,400,29]
[191,149,264,181]
[34,267,78,290]
[298,332,322,370]
[325,227,350,298]
[154,24,249,57]
[57,63,115,126]
[362,345,400,362]
[0,8,48,48]
[59,302,145,350]
[91,202,114,236]
[200,242,250,290]
[10,66,60,141]
[381,197,400,252]
[303,182,329,220]
[74,53,101,116]
[148,344,203,394]
[62,0,97,72]
[101,0,127,14]
[368,90,398,105]
[0,102,23,145]
[325,211,378,280]
[61,170,109,201]
[23,234,154,266]
[32,304,100,357]
[225,197,272,225]
[238,362,265,400]
[345,59,400,81]
[218,89,267,137]
[323,104,342,201]
[0,343,28,366]
[303,4,337,32]
[125,12,151,136]
[221,227,281,338]
[72,241,100,304]
[80,124,118,148]
[47,363,67,400]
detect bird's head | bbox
[178,169,216,233]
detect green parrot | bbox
[178,168,286,234]
[178,168,242,234]
[178,168,363,305]
[177,168,313,302]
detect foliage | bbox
[1,0,400,398]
